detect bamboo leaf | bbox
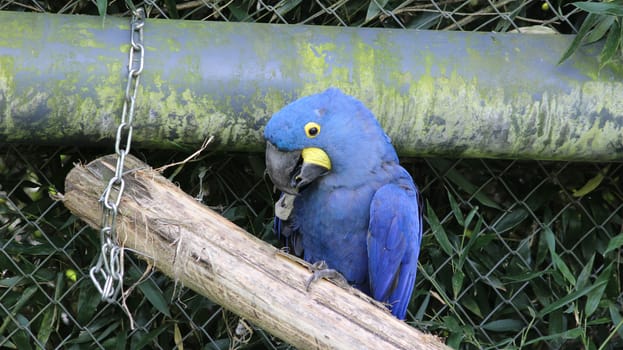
[463,206,478,231]
[573,2,623,16]
[604,233,623,255]
[559,13,599,64]
[77,281,100,324]
[523,327,583,345]
[461,295,483,318]
[599,18,622,67]
[608,303,623,340]
[543,227,556,254]
[366,0,389,21]
[493,207,529,234]
[448,192,464,226]
[97,0,107,17]
[174,323,184,350]
[131,323,170,350]
[428,159,502,210]
[542,227,576,287]
[572,165,609,197]
[414,293,430,321]
[272,0,303,19]
[576,254,595,290]
[124,0,136,12]
[12,319,33,350]
[114,329,128,350]
[426,202,454,256]
[37,273,63,346]
[459,215,483,268]
[452,270,464,299]
[482,319,524,332]
[552,253,576,285]
[133,275,172,318]
[585,263,613,317]
[164,0,179,18]
[537,280,607,317]
[584,16,615,45]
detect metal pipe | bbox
[0,11,621,160]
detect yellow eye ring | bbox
[304,122,321,138]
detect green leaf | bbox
[573,165,610,197]
[442,315,462,333]
[428,159,502,210]
[493,207,529,234]
[228,3,252,22]
[559,13,599,64]
[127,265,171,318]
[523,327,583,346]
[608,303,623,340]
[95,321,122,344]
[101,328,128,349]
[543,227,556,254]
[446,332,463,349]
[97,0,107,17]
[131,323,170,350]
[37,275,61,346]
[585,263,613,317]
[573,2,623,16]
[414,293,430,321]
[458,215,483,268]
[164,0,179,18]
[452,270,464,299]
[135,277,172,318]
[448,192,464,226]
[115,328,128,350]
[4,286,37,330]
[576,254,595,290]
[461,295,483,318]
[537,280,607,317]
[426,202,454,256]
[584,16,616,45]
[542,226,576,286]
[366,0,389,22]
[12,325,33,350]
[484,276,506,291]
[276,0,303,17]
[0,276,23,288]
[552,253,576,285]
[502,271,547,283]
[481,319,524,332]
[599,18,622,67]
[463,206,478,231]
[77,281,100,324]
[604,233,623,255]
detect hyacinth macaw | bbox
[264,88,422,319]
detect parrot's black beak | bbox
[265,141,331,194]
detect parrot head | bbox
[264,88,395,195]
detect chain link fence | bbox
[1,1,622,349]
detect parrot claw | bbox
[305,261,349,291]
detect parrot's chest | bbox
[293,183,377,284]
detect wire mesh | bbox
[1,1,622,349]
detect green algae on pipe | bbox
[0,11,622,161]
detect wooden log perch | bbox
[63,154,449,350]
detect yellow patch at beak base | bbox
[301,147,331,170]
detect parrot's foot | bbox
[305,261,349,291]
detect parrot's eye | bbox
[304,122,321,138]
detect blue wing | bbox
[367,182,422,319]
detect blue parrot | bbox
[264,88,422,319]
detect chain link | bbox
[90,8,145,303]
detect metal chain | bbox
[90,8,145,303]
